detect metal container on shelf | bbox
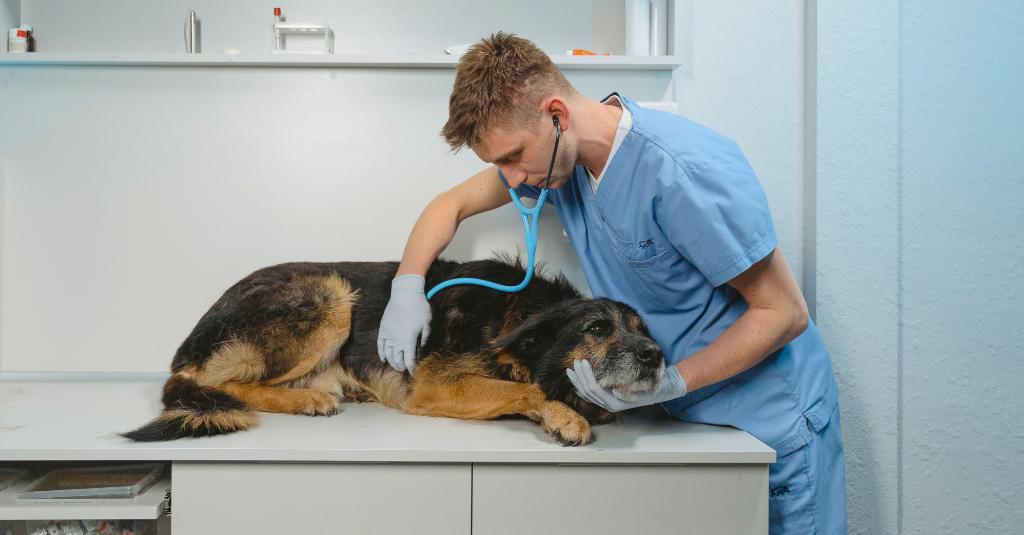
[184,10,200,53]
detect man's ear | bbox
[492,310,561,359]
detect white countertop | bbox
[0,381,774,464]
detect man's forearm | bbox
[675,304,808,392]
[395,193,460,277]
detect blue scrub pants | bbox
[769,405,847,534]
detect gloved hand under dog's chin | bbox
[566,359,687,412]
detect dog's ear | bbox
[492,310,561,359]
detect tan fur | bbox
[159,408,259,433]
[221,382,341,416]
[197,341,266,386]
[303,361,377,402]
[628,313,645,332]
[402,367,592,445]
[496,352,534,382]
[564,346,587,367]
[364,368,413,409]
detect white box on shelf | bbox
[272,23,334,54]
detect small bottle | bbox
[19,24,35,51]
[184,10,199,53]
[624,0,651,56]
[7,28,28,53]
[272,7,284,51]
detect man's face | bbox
[472,116,576,190]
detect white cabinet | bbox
[171,462,470,535]
[169,462,768,535]
[472,464,768,535]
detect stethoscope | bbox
[426,116,561,300]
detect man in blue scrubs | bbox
[377,33,846,534]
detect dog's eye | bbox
[586,321,610,336]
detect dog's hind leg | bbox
[304,361,378,403]
[403,371,593,446]
[220,382,341,416]
[262,273,357,386]
[222,273,357,416]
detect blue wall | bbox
[900,1,1024,532]
[818,1,1023,533]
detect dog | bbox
[122,256,668,446]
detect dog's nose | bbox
[637,345,662,366]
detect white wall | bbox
[19,0,606,55]
[0,140,5,373]
[0,0,17,47]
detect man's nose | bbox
[500,166,528,187]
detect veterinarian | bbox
[377,33,845,534]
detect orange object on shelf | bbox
[567,49,612,56]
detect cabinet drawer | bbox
[172,462,469,535]
[473,464,768,535]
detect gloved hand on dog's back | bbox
[377,274,432,375]
[567,359,687,412]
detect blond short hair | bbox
[441,32,577,151]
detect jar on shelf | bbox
[19,23,35,51]
[7,28,28,53]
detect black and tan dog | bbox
[122,257,667,446]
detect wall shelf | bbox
[0,52,682,70]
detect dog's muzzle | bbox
[597,341,666,396]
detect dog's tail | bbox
[121,372,258,441]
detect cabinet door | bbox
[473,464,768,535]
[172,462,469,535]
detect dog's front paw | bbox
[540,402,593,446]
[339,384,376,403]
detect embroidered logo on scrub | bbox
[769,484,791,497]
[638,238,654,249]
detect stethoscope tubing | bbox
[425,188,549,299]
[426,118,561,300]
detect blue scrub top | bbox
[501,94,839,456]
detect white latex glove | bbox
[566,359,687,412]
[377,274,431,375]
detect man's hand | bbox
[377,274,432,375]
[566,359,687,412]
